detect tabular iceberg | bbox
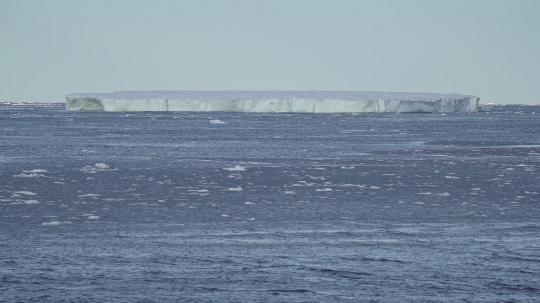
[66,91,486,113]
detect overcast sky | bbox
[1,0,539,104]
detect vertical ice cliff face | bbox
[65,91,483,113]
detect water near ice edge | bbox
[1,102,539,302]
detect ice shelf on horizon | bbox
[65,91,490,113]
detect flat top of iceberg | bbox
[66,91,475,101]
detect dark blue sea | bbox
[1,102,539,302]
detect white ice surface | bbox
[223,165,247,172]
[66,91,485,113]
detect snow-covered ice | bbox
[65,91,487,113]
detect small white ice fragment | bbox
[42,221,71,226]
[223,165,247,172]
[229,187,243,192]
[13,172,46,178]
[316,188,333,192]
[244,201,255,205]
[247,218,255,221]
[24,200,39,204]
[210,119,227,124]
[87,215,100,220]
[221,214,229,217]
[14,191,37,196]
[95,163,109,170]
[23,169,48,173]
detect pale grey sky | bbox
[1,0,539,104]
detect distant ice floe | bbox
[13,170,49,178]
[78,194,101,197]
[14,191,37,196]
[210,119,227,124]
[81,163,111,173]
[42,221,71,226]
[24,200,39,204]
[82,214,100,220]
[228,187,243,192]
[24,169,48,173]
[94,163,109,170]
[223,165,247,172]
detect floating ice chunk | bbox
[94,163,109,170]
[14,191,37,196]
[221,214,229,217]
[445,176,460,179]
[13,172,46,178]
[210,119,227,124]
[229,187,243,192]
[247,218,255,221]
[24,200,39,204]
[78,193,101,197]
[477,104,493,112]
[244,201,255,205]
[23,169,48,173]
[316,188,333,192]
[87,215,100,220]
[223,165,247,172]
[435,192,450,196]
[341,166,355,169]
[42,221,71,226]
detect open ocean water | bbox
[1,102,539,302]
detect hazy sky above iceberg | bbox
[1,0,539,104]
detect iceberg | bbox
[65,91,487,113]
